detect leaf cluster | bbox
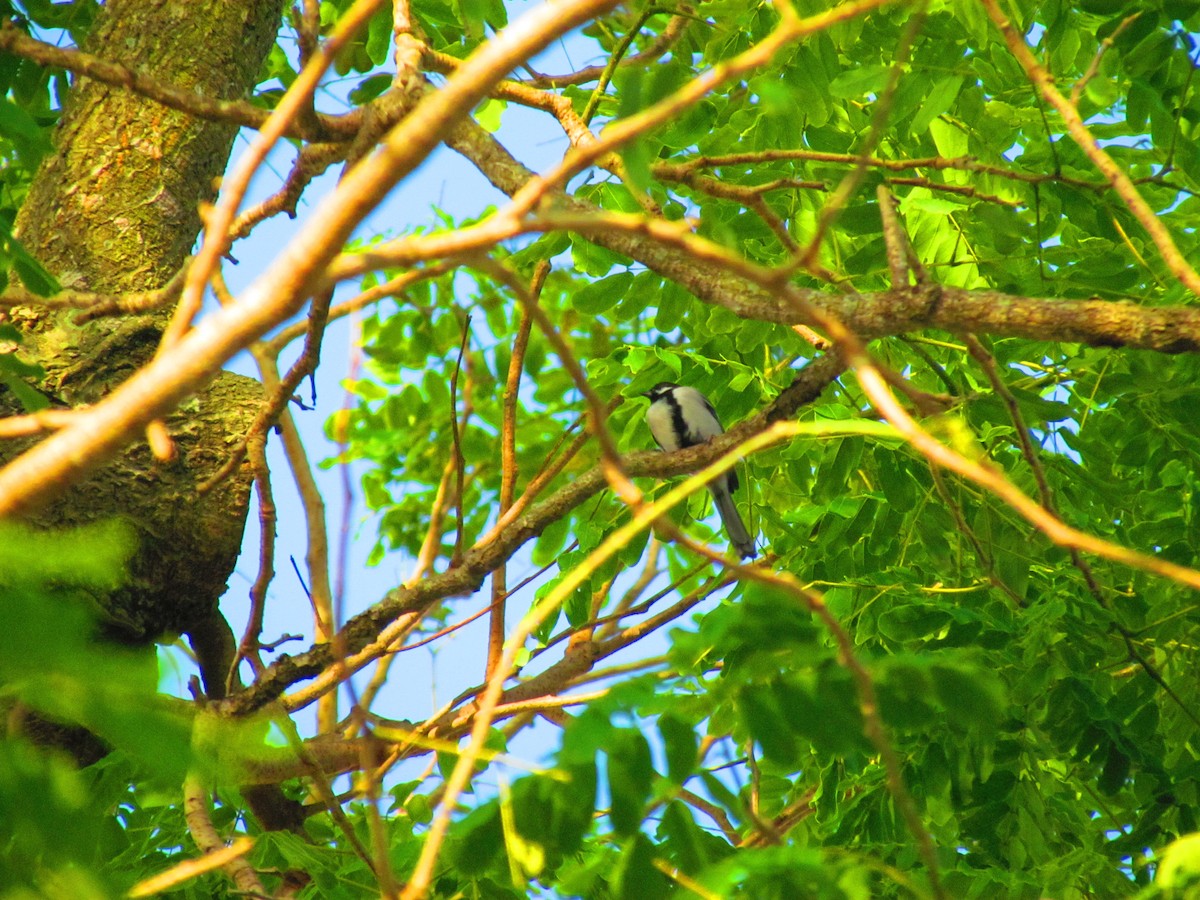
[7,0,1200,897]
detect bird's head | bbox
[642,382,680,402]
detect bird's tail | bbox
[711,480,756,560]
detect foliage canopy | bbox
[3,0,1200,898]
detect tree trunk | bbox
[11,0,283,644]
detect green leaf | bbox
[1097,742,1131,795]
[0,739,116,895]
[572,271,633,315]
[658,800,731,874]
[909,75,963,135]
[549,762,596,854]
[612,833,671,900]
[658,715,697,784]
[8,235,58,296]
[532,515,571,567]
[619,138,656,197]
[0,518,136,589]
[571,233,627,277]
[365,6,392,63]
[783,46,831,127]
[0,97,51,167]
[0,371,49,412]
[509,231,570,274]
[475,97,506,133]
[930,660,1005,732]
[606,729,654,837]
[0,583,198,783]
[655,280,690,332]
[877,604,952,642]
[450,802,504,876]
[780,671,868,756]
[828,64,891,98]
[1158,833,1200,888]
[738,684,799,767]
[348,72,392,105]
[929,116,968,158]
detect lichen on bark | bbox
[9,0,285,642]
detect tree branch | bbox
[218,355,842,714]
[337,205,1200,354]
[0,0,623,516]
[0,18,350,141]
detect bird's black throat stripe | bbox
[661,389,739,493]
[663,391,695,449]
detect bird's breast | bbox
[647,401,684,451]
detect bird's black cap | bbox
[642,382,680,400]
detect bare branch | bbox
[229,142,347,241]
[795,2,926,272]
[0,260,189,319]
[522,11,690,87]
[183,775,266,895]
[128,836,256,898]
[0,19,341,140]
[170,0,389,357]
[448,313,473,564]
[220,356,841,713]
[488,261,544,678]
[0,0,621,516]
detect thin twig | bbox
[0,408,78,439]
[448,314,473,564]
[227,432,275,692]
[0,20,338,140]
[264,262,457,358]
[254,349,338,731]
[795,2,926,271]
[475,412,594,546]
[402,424,804,898]
[1071,12,1142,106]
[0,259,189,319]
[596,537,661,640]
[167,0,387,358]
[488,261,544,677]
[523,11,690,88]
[474,255,637,504]
[356,465,458,714]
[199,285,333,495]
[182,774,266,895]
[877,185,909,288]
[581,8,654,125]
[296,0,322,68]
[229,142,346,240]
[503,0,898,223]
[927,462,1024,608]
[673,530,944,898]
[218,359,840,715]
[0,0,624,518]
[128,837,255,898]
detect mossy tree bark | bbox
[11,0,283,655]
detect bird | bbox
[642,382,756,559]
